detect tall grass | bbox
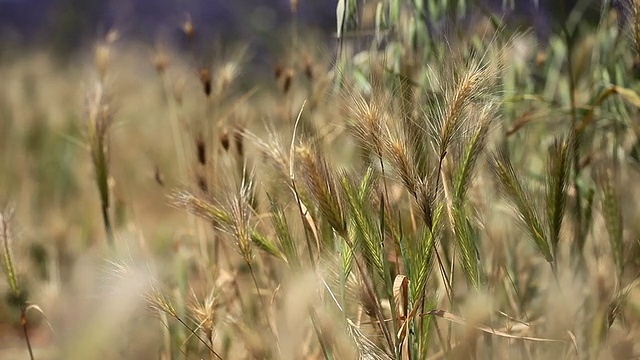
[3,1,640,359]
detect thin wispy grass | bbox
[340,171,384,280]
[171,189,283,261]
[489,148,553,265]
[450,106,495,289]
[147,284,224,360]
[297,145,347,237]
[86,80,114,247]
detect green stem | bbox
[247,262,279,356]
[562,22,584,252]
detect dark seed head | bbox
[220,129,230,152]
[154,166,165,186]
[182,17,195,41]
[196,174,208,193]
[196,134,206,165]
[274,64,283,80]
[303,55,313,80]
[234,126,244,157]
[282,69,294,94]
[199,68,212,96]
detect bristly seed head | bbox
[296,145,346,235]
[188,288,219,341]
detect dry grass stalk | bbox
[86,79,114,247]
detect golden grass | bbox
[3,4,640,359]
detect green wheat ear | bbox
[545,135,571,259]
[1,206,36,360]
[599,168,624,280]
[1,206,20,302]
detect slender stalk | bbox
[377,152,400,354]
[247,262,277,344]
[291,179,318,267]
[308,306,334,360]
[174,315,223,360]
[338,230,394,353]
[433,154,453,302]
[20,307,34,360]
[561,0,584,252]
[101,202,113,248]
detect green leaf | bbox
[336,0,345,39]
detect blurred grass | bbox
[3,1,640,359]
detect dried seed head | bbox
[282,68,294,93]
[274,64,283,79]
[195,133,206,165]
[243,129,288,176]
[153,51,170,74]
[535,51,547,66]
[199,68,212,96]
[290,0,299,14]
[220,129,230,152]
[348,92,385,156]
[188,289,219,342]
[218,61,239,93]
[303,54,314,80]
[94,30,118,83]
[234,126,245,157]
[296,145,346,235]
[182,16,195,41]
[614,0,640,55]
[387,139,418,197]
[95,44,110,81]
[196,173,208,193]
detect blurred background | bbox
[0,0,607,58]
[0,0,335,56]
[1,0,632,359]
